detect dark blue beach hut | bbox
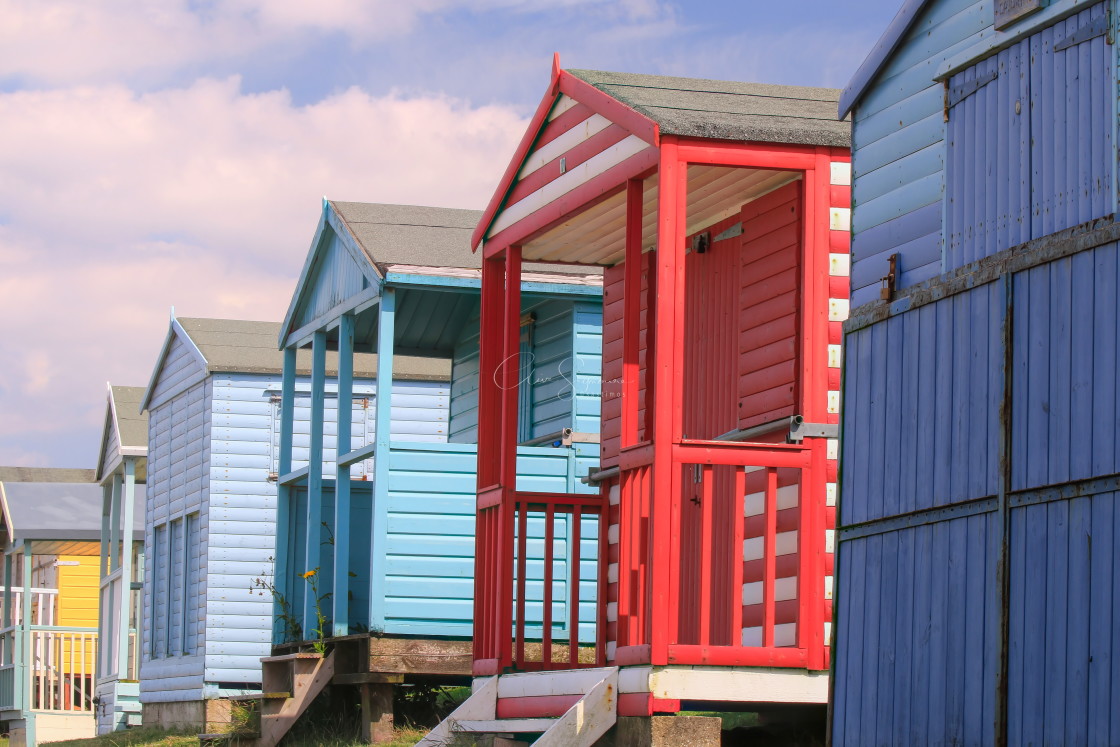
[835,0,1119,743]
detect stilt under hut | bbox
[833,0,1120,744]
[94,384,147,734]
[137,314,444,732]
[0,467,137,746]
[421,58,852,746]
[256,200,603,745]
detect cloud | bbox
[0,0,687,93]
[0,77,527,466]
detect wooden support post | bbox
[17,541,31,712]
[304,330,328,635]
[360,682,395,744]
[99,484,111,579]
[117,458,136,678]
[499,248,522,669]
[274,346,296,643]
[97,482,111,682]
[475,255,505,668]
[108,473,122,572]
[333,313,355,637]
[622,178,644,447]
[370,289,396,631]
[649,139,685,665]
[3,552,11,633]
[501,249,522,488]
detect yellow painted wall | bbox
[56,556,99,678]
[56,556,99,628]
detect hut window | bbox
[168,518,184,655]
[151,523,168,658]
[183,512,201,654]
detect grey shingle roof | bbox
[329,201,603,276]
[177,317,451,380]
[0,467,144,542]
[330,202,483,271]
[568,69,850,148]
[0,467,95,484]
[111,386,148,451]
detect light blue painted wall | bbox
[205,373,447,686]
[449,297,603,443]
[282,442,600,640]
[289,227,375,334]
[141,373,209,703]
[142,337,450,699]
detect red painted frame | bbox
[473,102,844,679]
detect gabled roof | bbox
[331,202,485,272]
[141,316,452,411]
[838,0,930,119]
[472,58,849,250]
[281,199,603,347]
[96,384,148,483]
[0,467,142,551]
[568,69,848,147]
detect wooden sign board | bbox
[995,0,1045,29]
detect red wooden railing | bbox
[474,492,606,674]
[611,439,829,671]
[512,493,605,671]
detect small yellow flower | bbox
[301,569,318,578]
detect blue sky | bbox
[0,0,902,468]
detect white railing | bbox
[0,626,98,713]
[29,628,97,712]
[0,587,58,627]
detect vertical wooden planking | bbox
[1064,497,1091,746]
[841,536,866,744]
[1048,258,1072,486]
[1091,244,1117,478]
[1069,252,1094,481]
[872,530,897,745]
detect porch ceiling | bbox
[521,165,800,266]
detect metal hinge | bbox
[267,472,278,483]
[1054,14,1110,51]
[269,394,282,404]
[714,222,744,242]
[947,69,999,108]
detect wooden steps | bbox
[198,651,336,747]
[418,667,618,747]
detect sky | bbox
[0,0,902,469]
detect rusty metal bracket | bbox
[879,253,898,301]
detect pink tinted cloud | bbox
[0,78,527,466]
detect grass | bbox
[46,727,198,747]
[43,725,428,747]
